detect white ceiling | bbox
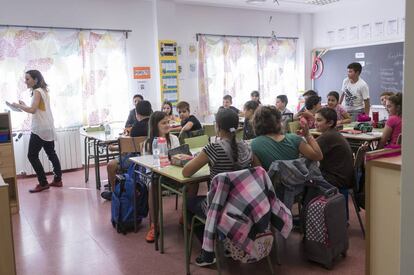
[171,0,361,13]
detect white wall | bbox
[0,0,158,110]
[313,0,406,48]
[156,1,302,116]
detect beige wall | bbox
[401,1,413,274]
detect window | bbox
[0,28,129,130]
[198,35,297,116]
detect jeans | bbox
[187,196,208,242]
[28,133,62,186]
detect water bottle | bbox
[152,137,160,166]
[158,137,170,168]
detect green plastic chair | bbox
[184,135,209,149]
[203,124,216,140]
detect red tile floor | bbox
[13,167,365,275]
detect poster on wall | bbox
[133,66,151,79]
[159,40,179,105]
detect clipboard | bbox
[5,101,22,112]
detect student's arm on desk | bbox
[180,121,194,134]
[182,151,209,178]
[377,124,392,149]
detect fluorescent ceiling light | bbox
[246,0,266,4]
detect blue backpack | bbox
[111,163,149,234]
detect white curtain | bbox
[0,27,129,130]
[198,35,298,116]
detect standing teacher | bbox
[12,70,62,193]
[339,62,370,121]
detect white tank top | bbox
[31,88,56,141]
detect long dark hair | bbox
[26,70,48,94]
[145,111,171,153]
[215,108,239,165]
[162,100,173,116]
[388,92,403,116]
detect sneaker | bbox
[101,191,112,201]
[29,184,50,193]
[146,224,155,243]
[195,250,216,267]
[49,179,63,187]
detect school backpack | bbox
[111,164,149,234]
[301,182,348,269]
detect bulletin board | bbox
[159,40,179,105]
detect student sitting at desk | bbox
[162,100,180,124]
[380,91,394,107]
[251,105,323,171]
[300,95,322,129]
[243,100,259,140]
[326,91,351,125]
[182,108,252,266]
[315,107,354,217]
[176,101,202,135]
[377,92,403,149]
[219,94,240,114]
[125,94,143,129]
[276,94,292,115]
[142,111,180,243]
[101,100,152,200]
[250,90,261,104]
[294,89,318,120]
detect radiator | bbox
[13,127,82,176]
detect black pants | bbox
[28,133,62,186]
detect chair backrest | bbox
[236,128,243,141]
[118,136,146,154]
[287,121,300,134]
[184,135,209,149]
[179,128,205,144]
[203,124,216,138]
[282,113,294,133]
[397,133,402,145]
[353,142,369,169]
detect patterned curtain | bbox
[198,35,297,117]
[0,27,129,130]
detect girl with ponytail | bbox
[377,92,403,148]
[182,108,252,266]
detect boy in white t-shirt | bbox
[339,62,370,121]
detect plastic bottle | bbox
[158,137,170,168]
[152,137,160,166]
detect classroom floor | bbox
[13,167,365,275]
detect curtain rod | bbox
[196,33,298,41]
[0,24,132,38]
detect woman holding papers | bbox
[12,70,62,193]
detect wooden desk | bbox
[0,174,16,275]
[310,126,382,150]
[366,155,401,275]
[79,127,123,189]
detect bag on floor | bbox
[302,182,348,269]
[111,164,149,234]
